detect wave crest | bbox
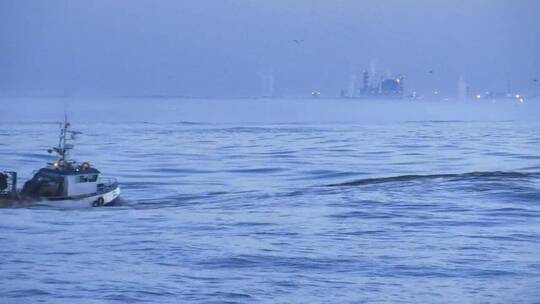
[326,171,536,187]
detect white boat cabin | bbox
[23,165,102,198]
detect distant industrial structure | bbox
[341,71,405,99]
[458,77,527,102]
[260,70,275,98]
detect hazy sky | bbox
[1,0,539,97]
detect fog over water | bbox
[0,98,539,124]
[1,0,539,97]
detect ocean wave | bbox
[326,171,538,187]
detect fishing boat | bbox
[0,117,120,207]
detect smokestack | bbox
[362,70,369,94]
[261,70,275,98]
[348,73,357,98]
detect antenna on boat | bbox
[60,112,72,162]
[48,111,79,167]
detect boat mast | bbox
[60,114,70,162]
[50,113,73,166]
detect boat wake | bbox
[326,171,538,187]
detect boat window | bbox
[37,173,62,183]
[77,175,98,183]
[37,175,53,183]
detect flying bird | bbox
[533,78,539,82]
[428,70,434,74]
[293,39,305,44]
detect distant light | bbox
[434,91,439,95]
[476,94,481,99]
[515,94,520,99]
[519,98,524,103]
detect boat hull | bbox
[1,186,120,208]
[44,186,121,207]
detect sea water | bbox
[1,98,539,303]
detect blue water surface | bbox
[1,98,539,303]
